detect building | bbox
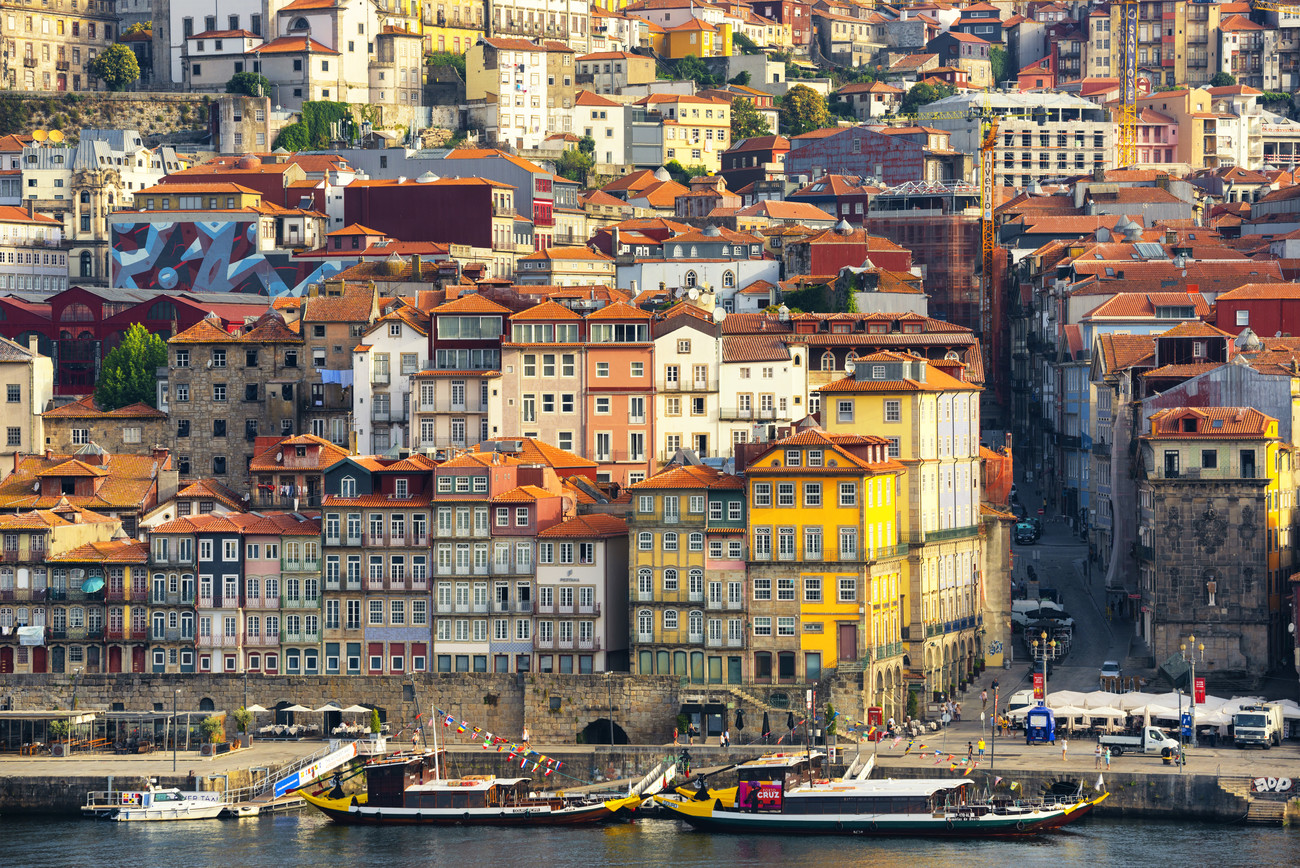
[166,312,304,484]
[0,204,65,294]
[352,303,430,454]
[628,463,746,683]
[515,247,616,286]
[575,50,655,94]
[248,433,348,511]
[300,284,380,448]
[834,81,905,121]
[784,126,965,187]
[410,294,508,453]
[0,0,117,91]
[636,94,732,174]
[466,37,559,151]
[1135,406,1291,687]
[819,352,986,703]
[534,513,630,673]
[0,336,51,474]
[924,31,992,89]
[40,396,166,457]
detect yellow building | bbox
[819,351,987,706]
[417,1,484,54]
[636,94,731,173]
[134,182,263,212]
[664,18,732,59]
[744,429,906,714]
[628,463,745,683]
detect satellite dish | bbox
[31,129,47,142]
[687,288,699,300]
[711,307,727,324]
[48,130,64,144]
[845,359,856,376]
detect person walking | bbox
[1105,747,1112,769]
[1095,744,1103,768]
[981,689,988,710]
[966,741,973,760]
[977,738,985,758]
[673,726,679,746]
[1061,738,1068,763]
[724,729,731,748]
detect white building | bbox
[653,312,723,461]
[533,514,630,672]
[352,304,430,453]
[617,226,780,313]
[0,205,66,294]
[718,330,806,448]
[565,91,627,166]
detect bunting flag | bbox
[443,714,454,727]
[543,767,554,776]
[472,727,482,735]
[933,755,944,765]
[520,754,529,768]
[891,737,902,748]
[1010,781,1020,791]
[994,776,1003,787]
[949,763,961,770]
[456,722,467,733]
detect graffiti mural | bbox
[113,220,287,294]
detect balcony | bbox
[282,630,321,644]
[23,57,36,68]
[0,588,46,602]
[906,526,978,545]
[371,406,408,423]
[577,637,602,651]
[281,595,322,609]
[244,596,279,610]
[372,371,390,386]
[2,549,19,562]
[656,379,718,392]
[491,203,516,217]
[1136,543,1153,561]
[242,633,279,647]
[282,559,321,573]
[197,635,235,647]
[577,603,601,616]
[151,628,185,642]
[56,60,69,71]
[106,628,149,641]
[718,407,783,422]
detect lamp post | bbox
[1182,635,1205,749]
[172,688,180,773]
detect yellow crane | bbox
[1118,0,1139,167]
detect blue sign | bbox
[1180,712,1192,738]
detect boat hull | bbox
[300,791,645,827]
[655,792,1107,839]
[101,803,228,822]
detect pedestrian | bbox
[991,678,999,691]
[977,738,985,758]
[1062,739,1068,763]
[673,726,679,746]
[967,741,973,760]
[955,703,962,722]
[521,725,530,745]
[1104,747,1111,769]
[725,729,730,748]
[981,689,988,710]
[1095,744,1102,768]
[719,731,726,749]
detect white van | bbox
[1006,689,1036,715]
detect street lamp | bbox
[1181,635,1205,750]
[172,688,180,773]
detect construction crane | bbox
[1118,0,1139,167]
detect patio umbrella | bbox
[734,709,745,731]
[314,703,341,713]
[282,704,312,712]
[1046,690,1088,706]
[1118,692,1155,711]
[245,704,268,713]
[342,705,370,714]
[761,711,771,744]
[1081,691,1120,709]
[786,711,796,736]
[81,575,105,594]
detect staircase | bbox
[1246,800,1287,826]
[1217,775,1252,801]
[630,757,678,797]
[726,685,784,714]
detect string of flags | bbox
[435,708,565,777]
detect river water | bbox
[5,813,1295,868]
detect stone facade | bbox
[0,0,117,92]
[41,398,167,456]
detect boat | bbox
[82,786,227,821]
[299,750,646,826]
[655,751,1107,837]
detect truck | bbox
[1099,726,1181,757]
[1232,705,1285,748]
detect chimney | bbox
[1165,229,1177,245]
[25,200,34,219]
[412,254,422,281]
[27,334,37,356]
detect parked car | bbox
[1014,522,1037,544]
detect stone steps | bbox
[1217,774,1253,799]
[1246,799,1287,825]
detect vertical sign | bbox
[1193,677,1206,705]
[1032,672,1045,700]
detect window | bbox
[803,483,821,507]
[5,384,17,403]
[753,617,772,636]
[837,400,854,423]
[804,577,821,602]
[884,400,901,423]
[753,483,771,507]
[838,577,856,602]
[838,483,857,507]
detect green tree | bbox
[824,702,837,738]
[733,33,761,55]
[200,716,224,744]
[780,84,831,136]
[899,82,952,115]
[730,96,771,139]
[225,71,272,97]
[664,159,691,184]
[370,708,382,734]
[1210,71,1236,88]
[990,46,1009,86]
[555,147,593,183]
[232,706,253,735]
[272,122,310,151]
[728,70,751,86]
[673,54,718,88]
[427,50,467,79]
[125,20,152,35]
[88,44,140,92]
[577,134,595,156]
[93,322,167,410]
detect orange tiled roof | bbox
[629,463,743,490]
[1214,282,1300,300]
[302,287,376,323]
[249,434,350,472]
[432,294,513,315]
[47,539,150,564]
[537,513,628,538]
[470,438,597,469]
[1146,406,1275,438]
[43,395,166,420]
[0,452,165,512]
[169,317,240,344]
[492,485,556,503]
[173,478,246,511]
[585,300,652,321]
[816,355,979,393]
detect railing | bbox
[282,630,321,644]
[577,603,601,616]
[656,379,718,392]
[0,588,47,601]
[151,628,185,642]
[577,638,601,650]
[371,407,408,423]
[105,628,149,641]
[242,633,279,647]
[1,550,19,562]
[282,560,321,572]
[1135,544,1153,561]
[718,407,783,422]
[281,596,321,609]
[372,371,390,385]
[906,526,979,544]
[243,597,279,610]
[197,635,236,647]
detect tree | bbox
[780,84,831,136]
[124,20,151,35]
[555,147,593,183]
[225,71,272,97]
[88,44,140,92]
[673,54,719,88]
[93,322,167,410]
[370,708,382,735]
[200,716,224,744]
[990,46,1009,86]
[427,50,466,80]
[899,82,952,115]
[233,706,253,735]
[730,96,771,139]
[663,159,708,184]
[733,33,761,55]
[577,134,595,156]
[1210,71,1236,88]
[272,122,310,151]
[728,70,751,86]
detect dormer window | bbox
[1181,417,1196,433]
[872,365,885,379]
[395,478,408,498]
[340,476,357,497]
[1193,341,1206,357]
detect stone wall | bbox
[0,92,210,140]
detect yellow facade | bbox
[664,22,732,59]
[658,96,731,173]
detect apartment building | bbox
[353,304,430,453]
[0,0,117,91]
[534,513,630,673]
[0,336,51,475]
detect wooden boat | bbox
[299,751,645,826]
[82,786,227,822]
[656,751,1107,838]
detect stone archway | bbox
[579,719,628,746]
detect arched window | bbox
[151,612,165,634]
[689,245,698,257]
[663,609,678,630]
[180,612,194,638]
[637,568,652,595]
[722,271,735,288]
[684,271,697,288]
[79,190,90,204]
[663,531,678,551]
[672,245,683,258]
[340,476,357,497]
[79,251,93,277]
[821,351,836,371]
[663,568,678,590]
[793,354,802,366]
[688,610,703,637]
[637,609,652,637]
[288,16,310,30]
[149,301,177,321]
[688,532,703,551]
[846,350,858,366]
[60,302,94,321]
